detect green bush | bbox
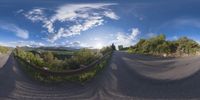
[66,57,80,70]
[129,34,200,56]
[14,47,103,71]
[100,46,113,55]
[16,48,112,83]
[42,51,54,63]
[0,46,9,54]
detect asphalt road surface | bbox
[1,51,200,100]
[0,53,10,69]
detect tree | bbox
[176,37,200,55]
[74,49,95,65]
[118,45,123,50]
[26,52,35,62]
[128,34,200,56]
[0,46,9,54]
[33,54,44,67]
[100,46,113,55]
[111,43,116,50]
[42,51,54,63]
[15,47,26,59]
[159,42,170,54]
[168,41,178,53]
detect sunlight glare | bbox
[95,43,103,49]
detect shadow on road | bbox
[103,51,200,99]
[0,54,15,98]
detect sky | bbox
[0,0,200,48]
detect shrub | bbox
[100,46,113,55]
[14,47,105,71]
[42,51,54,63]
[74,49,96,64]
[66,58,80,69]
[128,34,200,56]
[15,47,112,83]
[0,46,9,54]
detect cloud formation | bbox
[61,40,89,49]
[23,3,119,42]
[114,28,140,47]
[0,23,29,39]
[0,40,44,47]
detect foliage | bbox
[118,45,123,50]
[42,51,54,63]
[16,53,111,83]
[0,46,9,54]
[74,49,97,64]
[100,46,113,55]
[176,37,200,55]
[128,34,200,56]
[111,43,116,51]
[15,47,112,83]
[13,44,114,83]
[14,46,113,72]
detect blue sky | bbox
[0,0,200,48]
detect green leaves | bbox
[176,37,200,55]
[0,46,9,54]
[129,34,200,56]
[42,51,54,63]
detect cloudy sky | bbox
[0,0,200,48]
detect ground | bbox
[1,51,200,100]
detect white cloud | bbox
[23,3,119,42]
[0,24,29,39]
[24,8,55,34]
[114,28,140,47]
[16,9,24,14]
[130,28,140,39]
[24,8,45,22]
[0,41,44,47]
[62,41,89,48]
[104,11,119,20]
[51,3,116,22]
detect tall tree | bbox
[42,51,54,63]
[111,43,116,51]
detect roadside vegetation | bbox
[17,55,111,83]
[14,45,114,83]
[0,46,9,54]
[128,34,200,57]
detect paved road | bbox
[1,51,200,100]
[0,53,10,69]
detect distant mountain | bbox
[37,46,80,51]
[18,46,82,51]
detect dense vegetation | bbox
[128,34,200,56]
[14,45,114,83]
[14,47,107,71]
[17,54,111,83]
[0,46,9,54]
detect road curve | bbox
[1,51,200,100]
